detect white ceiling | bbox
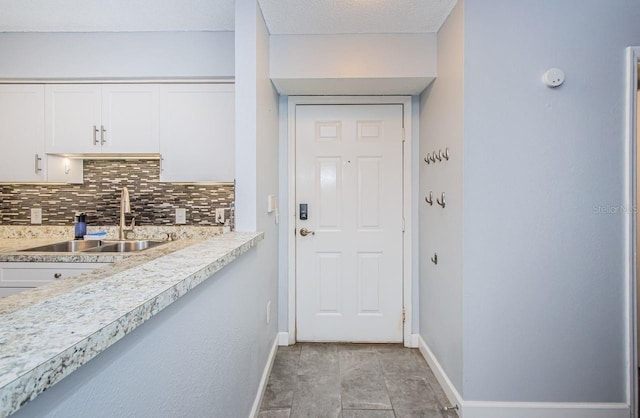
[0,0,456,34]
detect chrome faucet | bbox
[119,186,135,240]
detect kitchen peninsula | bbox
[0,230,264,417]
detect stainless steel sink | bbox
[18,240,168,253]
[83,240,167,253]
[18,240,102,252]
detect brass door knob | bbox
[299,228,315,236]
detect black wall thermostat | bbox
[299,204,308,220]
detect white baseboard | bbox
[249,333,279,418]
[278,332,289,346]
[417,335,463,411]
[461,402,629,418]
[416,335,629,418]
[408,333,419,348]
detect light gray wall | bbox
[254,0,281,336]
[418,0,464,392]
[0,32,234,79]
[234,0,280,352]
[12,245,276,418]
[277,95,290,332]
[462,0,640,402]
[235,0,258,232]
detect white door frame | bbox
[286,95,413,346]
[626,46,640,418]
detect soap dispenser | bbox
[74,213,87,240]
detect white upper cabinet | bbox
[0,85,46,182]
[45,84,101,154]
[0,85,82,183]
[159,84,235,183]
[45,84,159,155]
[101,85,159,153]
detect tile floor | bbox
[259,343,457,418]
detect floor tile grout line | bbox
[378,349,399,417]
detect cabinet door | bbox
[0,262,107,288]
[45,84,101,154]
[159,84,235,182]
[0,85,46,182]
[101,84,160,153]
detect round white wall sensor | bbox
[542,68,565,87]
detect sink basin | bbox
[83,240,167,253]
[18,240,168,253]
[18,240,102,252]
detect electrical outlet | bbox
[30,208,42,224]
[175,208,186,224]
[215,208,225,224]
[266,301,271,324]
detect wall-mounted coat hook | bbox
[431,253,438,265]
[429,153,437,163]
[437,192,446,208]
[425,191,433,206]
[424,155,431,165]
[434,151,442,162]
[442,147,450,161]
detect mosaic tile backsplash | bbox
[0,160,234,226]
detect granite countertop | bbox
[0,231,264,417]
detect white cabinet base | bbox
[0,262,108,297]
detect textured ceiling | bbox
[0,0,235,32]
[258,0,458,34]
[0,0,456,34]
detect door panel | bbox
[357,157,382,229]
[101,84,159,153]
[317,158,342,229]
[296,104,404,342]
[45,84,101,154]
[0,85,45,182]
[318,252,341,313]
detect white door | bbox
[45,84,101,154]
[101,84,160,153]
[295,104,404,342]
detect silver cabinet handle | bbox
[437,192,446,208]
[100,125,107,145]
[53,273,62,279]
[299,228,315,237]
[159,156,164,172]
[34,154,42,174]
[431,253,438,265]
[93,125,99,145]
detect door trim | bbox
[625,46,640,418]
[286,95,413,346]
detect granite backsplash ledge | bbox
[0,225,222,240]
[0,160,234,227]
